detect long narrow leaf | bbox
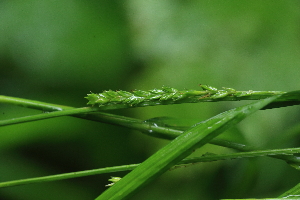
[95,96,279,200]
[1,94,299,164]
[0,146,299,188]
[0,107,97,127]
[278,182,300,198]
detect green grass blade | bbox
[95,96,279,200]
[0,89,294,111]
[0,107,98,127]
[0,95,270,153]
[0,164,139,188]
[179,147,300,165]
[2,94,299,164]
[1,146,299,188]
[0,90,299,127]
[278,181,300,198]
[262,90,300,109]
[0,95,265,154]
[0,95,71,111]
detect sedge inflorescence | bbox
[85,87,194,106]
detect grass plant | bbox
[1,85,300,199]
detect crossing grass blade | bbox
[95,96,279,200]
[278,181,300,198]
[261,90,300,109]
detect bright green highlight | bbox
[106,177,122,187]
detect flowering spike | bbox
[85,85,285,107]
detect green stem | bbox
[0,98,250,152]
[0,96,264,155]
[1,147,299,188]
[0,96,245,152]
[0,164,138,188]
[0,95,71,111]
[1,95,299,164]
[0,107,98,127]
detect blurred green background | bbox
[1,0,300,199]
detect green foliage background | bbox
[1,0,300,199]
